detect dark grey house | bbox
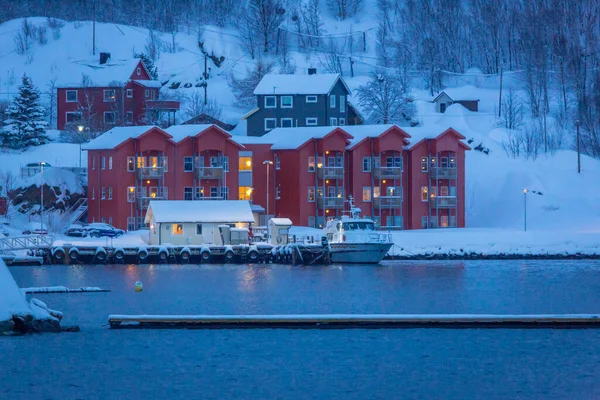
[244,72,361,137]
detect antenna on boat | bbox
[346,195,361,219]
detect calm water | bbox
[3,261,600,399]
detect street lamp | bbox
[523,188,527,232]
[41,162,46,233]
[263,160,273,221]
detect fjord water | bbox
[4,261,600,399]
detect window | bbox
[329,117,338,126]
[362,157,371,172]
[440,103,447,113]
[221,156,229,172]
[421,187,428,202]
[196,224,202,235]
[308,216,316,228]
[421,157,428,172]
[103,90,115,102]
[281,96,293,108]
[126,111,133,124]
[441,157,448,168]
[305,117,318,126]
[145,89,149,98]
[327,156,335,167]
[184,187,193,200]
[441,215,449,228]
[136,67,141,76]
[264,118,276,131]
[195,187,204,199]
[317,187,324,198]
[127,187,135,202]
[137,156,146,168]
[66,112,82,123]
[264,96,276,108]
[308,187,315,202]
[162,156,168,172]
[449,156,457,168]
[108,187,113,200]
[308,156,315,172]
[374,186,380,198]
[210,156,219,167]
[275,155,280,170]
[127,217,135,232]
[101,217,106,223]
[373,156,381,168]
[306,95,317,103]
[362,187,372,202]
[339,118,346,125]
[280,118,293,128]
[149,187,159,198]
[91,187,95,200]
[386,186,396,197]
[172,224,183,235]
[127,157,135,172]
[239,156,252,171]
[440,186,449,197]
[108,157,113,170]
[330,95,336,108]
[340,95,346,112]
[184,157,194,172]
[220,186,229,200]
[101,187,106,200]
[275,186,281,199]
[66,90,78,102]
[430,157,436,168]
[328,186,336,198]
[101,157,106,170]
[104,112,116,125]
[149,156,159,168]
[92,156,96,170]
[210,187,218,198]
[421,216,428,229]
[126,89,133,98]
[239,186,252,200]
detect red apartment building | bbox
[57,55,179,131]
[84,124,469,231]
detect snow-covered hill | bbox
[0,17,598,233]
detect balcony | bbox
[374,167,402,180]
[429,167,457,179]
[195,167,224,180]
[317,166,344,179]
[429,196,457,208]
[374,196,403,208]
[317,197,344,209]
[137,167,164,179]
[138,196,165,209]
[146,100,181,111]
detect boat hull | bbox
[329,242,393,264]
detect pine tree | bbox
[135,52,159,80]
[1,75,48,149]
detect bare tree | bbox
[356,72,416,124]
[229,58,274,108]
[145,29,161,61]
[184,92,223,121]
[0,170,17,215]
[326,0,364,20]
[318,40,343,74]
[500,89,524,130]
[244,0,287,54]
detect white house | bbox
[145,200,255,246]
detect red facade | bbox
[86,124,469,231]
[57,60,179,131]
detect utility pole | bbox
[203,54,208,105]
[576,120,581,173]
[263,160,273,221]
[41,162,45,232]
[92,0,96,55]
[498,65,503,118]
[523,188,527,232]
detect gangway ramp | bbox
[0,235,55,252]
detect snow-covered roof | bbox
[402,125,467,149]
[343,124,398,148]
[269,218,293,226]
[145,200,254,223]
[164,124,216,143]
[253,74,350,95]
[241,108,259,120]
[266,126,344,150]
[82,126,158,150]
[133,80,163,88]
[57,58,143,88]
[434,85,480,102]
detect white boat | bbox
[324,198,393,264]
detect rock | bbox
[0,319,15,335]
[27,318,62,333]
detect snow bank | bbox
[0,143,87,176]
[0,258,34,322]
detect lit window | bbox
[172,224,183,235]
[308,187,315,202]
[195,187,204,199]
[127,157,135,172]
[421,157,428,172]
[137,157,146,168]
[239,186,252,201]
[421,186,428,202]
[239,156,252,171]
[308,157,315,172]
[374,186,380,198]
[362,187,372,202]
[103,90,115,102]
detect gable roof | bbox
[252,126,351,150]
[402,126,470,150]
[132,80,163,88]
[183,114,236,131]
[433,85,480,102]
[253,73,351,96]
[57,58,146,88]
[344,125,410,148]
[82,125,163,150]
[145,200,254,223]
[165,124,245,148]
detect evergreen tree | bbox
[1,75,48,149]
[135,52,159,80]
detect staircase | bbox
[56,198,88,233]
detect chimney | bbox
[308,68,317,75]
[100,52,111,65]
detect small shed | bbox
[433,86,480,113]
[145,200,254,245]
[268,218,293,245]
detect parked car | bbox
[22,222,48,235]
[85,223,125,238]
[65,225,88,237]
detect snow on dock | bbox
[108,314,600,330]
[22,286,109,294]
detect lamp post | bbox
[78,125,84,168]
[523,188,527,232]
[41,162,46,233]
[263,160,273,222]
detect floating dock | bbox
[108,314,600,329]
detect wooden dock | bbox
[108,313,600,329]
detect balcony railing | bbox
[429,167,457,179]
[137,167,164,179]
[317,166,344,179]
[374,196,403,208]
[429,196,457,208]
[317,197,344,209]
[195,167,224,179]
[374,167,402,179]
[138,196,164,209]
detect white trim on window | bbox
[65,111,82,123]
[281,96,293,108]
[330,95,336,108]
[145,89,149,98]
[126,88,133,98]
[306,117,318,126]
[362,157,371,172]
[103,89,115,102]
[126,111,133,124]
[329,117,338,126]
[136,67,141,75]
[264,96,276,108]
[104,111,116,125]
[264,118,276,131]
[66,90,78,102]
[340,95,346,112]
[339,118,346,125]
[306,95,317,103]
[280,118,293,128]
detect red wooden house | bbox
[57,56,179,132]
